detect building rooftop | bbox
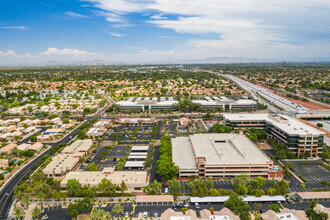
[172,137,197,169]
[223,113,325,136]
[60,170,147,188]
[136,195,174,203]
[172,133,271,168]
[117,97,178,107]
[0,143,18,152]
[62,139,93,154]
[43,154,79,175]
[124,160,145,168]
[131,145,149,151]
[297,191,330,199]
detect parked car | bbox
[164,187,168,193]
[194,203,200,209]
[154,212,158,217]
[143,212,148,218]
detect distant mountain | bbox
[182,56,277,63]
[71,59,125,65]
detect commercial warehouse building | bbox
[296,192,330,202]
[61,139,93,156]
[116,97,178,112]
[223,113,326,157]
[60,167,148,192]
[172,133,282,180]
[192,96,257,110]
[43,154,80,178]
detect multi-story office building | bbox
[223,114,326,157]
[192,96,257,110]
[172,133,282,180]
[116,97,178,111]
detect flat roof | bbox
[124,161,145,167]
[43,154,79,175]
[136,195,174,203]
[297,191,330,199]
[191,195,285,203]
[129,152,148,156]
[131,145,149,151]
[172,137,197,169]
[223,113,325,136]
[60,170,147,188]
[172,133,271,168]
[62,139,93,154]
[128,155,147,159]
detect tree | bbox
[13,206,24,219]
[182,207,188,214]
[224,193,251,216]
[87,162,98,171]
[168,178,181,198]
[233,174,250,188]
[267,187,276,196]
[306,200,329,220]
[98,178,116,197]
[144,180,162,195]
[253,203,262,210]
[235,183,248,196]
[269,204,280,212]
[120,180,127,194]
[66,179,81,197]
[250,176,265,190]
[111,203,123,217]
[317,123,323,127]
[67,203,79,220]
[32,207,41,219]
[274,179,289,195]
[76,197,92,214]
[300,184,306,191]
[91,208,111,220]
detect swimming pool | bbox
[13,159,18,163]
[1,171,8,175]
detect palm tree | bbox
[13,206,24,220]
[111,204,123,218]
[91,208,111,220]
[32,206,41,220]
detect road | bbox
[0,94,111,219]
[0,147,51,219]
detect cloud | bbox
[84,0,330,58]
[0,26,27,30]
[150,14,167,20]
[64,11,89,18]
[109,32,124,37]
[40,47,94,56]
[4,50,17,56]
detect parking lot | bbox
[283,159,330,191]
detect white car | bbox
[164,187,169,193]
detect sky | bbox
[0,0,330,65]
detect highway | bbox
[0,94,113,219]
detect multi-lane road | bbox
[0,94,113,219]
